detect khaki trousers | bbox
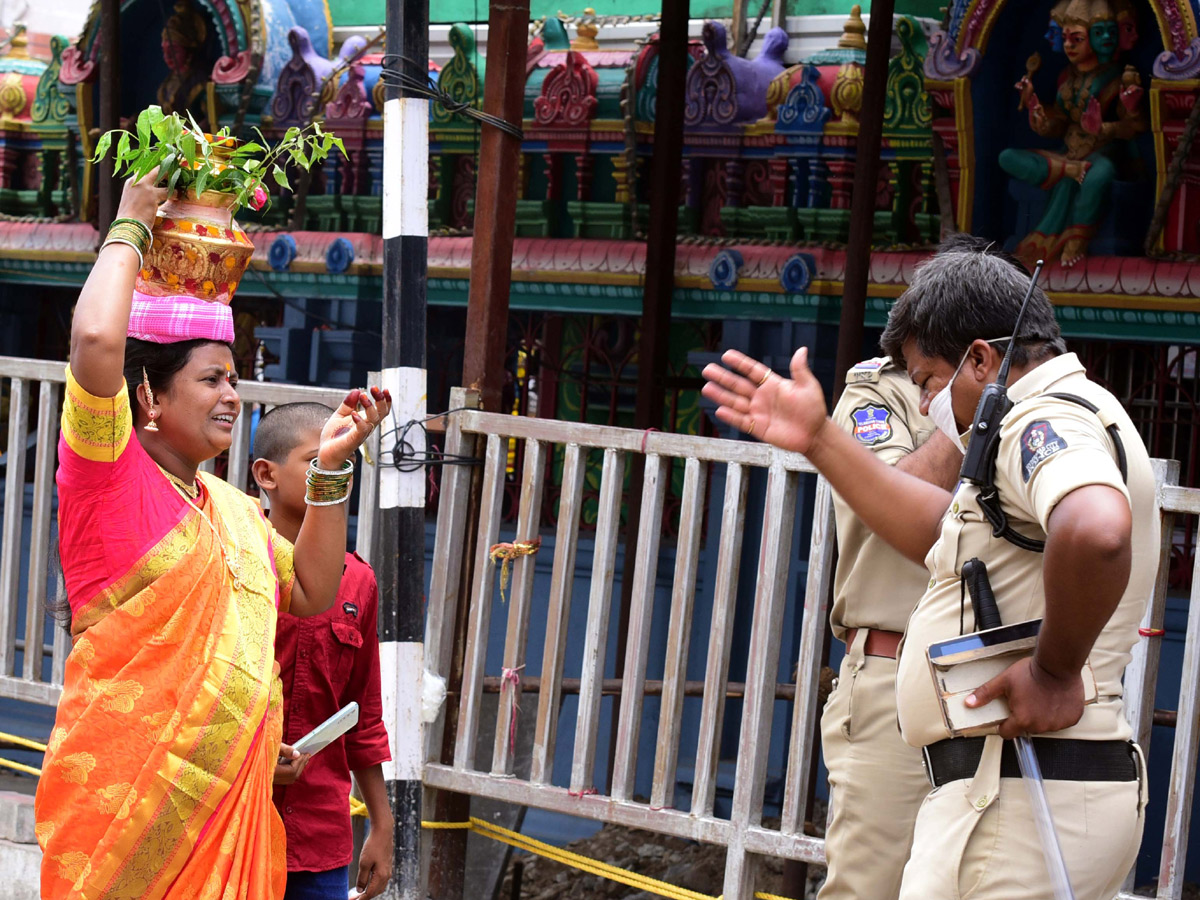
[898,735,1147,900]
[818,633,930,900]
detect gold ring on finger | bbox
[756,370,772,387]
[746,417,756,436]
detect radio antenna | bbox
[996,259,1045,387]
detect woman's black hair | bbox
[123,337,234,423]
[47,540,71,633]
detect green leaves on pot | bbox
[92,106,348,216]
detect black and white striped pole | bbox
[378,0,429,894]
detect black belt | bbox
[922,737,1138,788]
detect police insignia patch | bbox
[1020,420,1068,482]
[851,404,892,444]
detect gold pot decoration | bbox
[136,189,254,304]
[135,134,254,305]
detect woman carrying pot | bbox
[34,170,390,899]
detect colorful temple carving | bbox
[4,0,1200,390]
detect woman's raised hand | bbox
[115,168,167,230]
[317,386,392,470]
[701,347,829,455]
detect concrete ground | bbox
[0,770,41,900]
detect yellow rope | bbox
[0,731,47,752]
[0,731,46,777]
[0,757,41,777]
[420,818,802,900]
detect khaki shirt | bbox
[830,357,936,637]
[896,353,1159,748]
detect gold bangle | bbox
[110,217,152,245]
[305,458,353,506]
[310,458,355,476]
[104,222,150,262]
[107,220,150,250]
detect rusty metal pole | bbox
[461,0,532,413]
[832,0,894,402]
[428,4,530,899]
[97,0,120,230]
[608,0,690,791]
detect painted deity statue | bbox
[157,0,209,117]
[998,0,1146,267]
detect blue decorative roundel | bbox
[268,234,298,272]
[325,237,356,274]
[709,249,744,290]
[780,253,815,293]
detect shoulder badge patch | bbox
[1020,420,1068,482]
[851,404,893,444]
[846,359,884,385]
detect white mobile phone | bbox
[292,702,360,756]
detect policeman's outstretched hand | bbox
[965,656,1085,740]
[701,347,828,454]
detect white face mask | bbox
[926,336,1012,447]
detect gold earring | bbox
[142,367,159,432]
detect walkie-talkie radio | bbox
[956,259,1127,551]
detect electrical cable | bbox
[379,53,524,140]
[376,406,483,471]
[739,0,773,56]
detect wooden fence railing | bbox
[424,387,1200,900]
[3,361,1199,899]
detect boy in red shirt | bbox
[253,403,394,900]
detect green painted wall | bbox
[331,0,943,28]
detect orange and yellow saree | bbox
[35,368,294,899]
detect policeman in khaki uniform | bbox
[822,357,961,900]
[892,345,1154,900]
[702,241,1154,900]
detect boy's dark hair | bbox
[880,236,1065,369]
[254,402,333,464]
[123,338,234,417]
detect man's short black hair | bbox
[253,402,333,464]
[880,235,1065,369]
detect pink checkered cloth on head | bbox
[127,294,235,344]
